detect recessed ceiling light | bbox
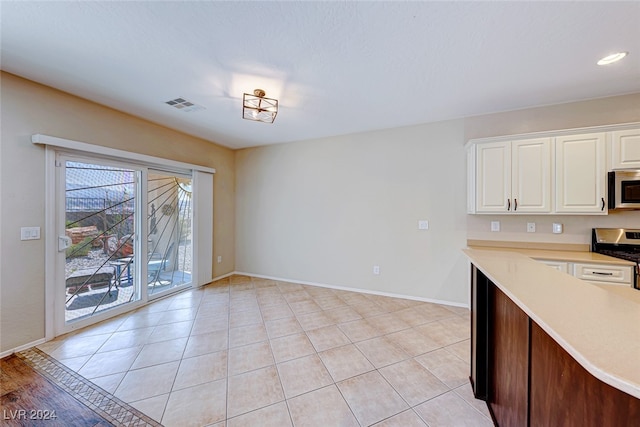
[597,52,628,66]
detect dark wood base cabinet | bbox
[530,323,640,426]
[489,285,529,427]
[470,264,640,427]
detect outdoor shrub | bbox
[66,236,93,258]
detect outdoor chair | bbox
[148,242,174,285]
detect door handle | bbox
[601,198,605,211]
[514,199,518,211]
[58,235,72,252]
[507,199,511,211]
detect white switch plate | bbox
[553,223,563,234]
[527,222,536,233]
[373,265,380,275]
[217,255,222,263]
[418,220,429,230]
[21,227,41,241]
[491,221,500,232]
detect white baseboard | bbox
[0,338,46,359]
[210,271,236,283]
[234,271,469,309]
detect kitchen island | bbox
[464,248,640,426]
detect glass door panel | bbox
[64,160,140,323]
[147,170,193,297]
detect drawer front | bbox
[538,260,569,274]
[572,263,632,285]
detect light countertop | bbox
[464,247,640,399]
[469,246,637,266]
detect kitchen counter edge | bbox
[463,247,640,399]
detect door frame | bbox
[40,135,215,341]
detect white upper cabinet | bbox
[511,139,552,213]
[475,138,551,213]
[611,129,640,169]
[468,124,640,215]
[476,141,511,213]
[554,132,607,214]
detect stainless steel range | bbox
[592,228,640,289]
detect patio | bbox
[65,248,192,323]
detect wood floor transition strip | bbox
[14,347,162,427]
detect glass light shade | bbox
[243,91,278,123]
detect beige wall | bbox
[0,72,235,354]
[235,93,640,307]
[235,120,470,305]
[464,93,640,142]
[3,70,638,354]
[465,93,640,245]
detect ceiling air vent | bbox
[164,97,205,112]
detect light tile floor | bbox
[38,275,493,426]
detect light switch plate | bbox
[491,221,500,232]
[418,220,429,230]
[373,265,380,275]
[21,227,41,241]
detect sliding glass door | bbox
[147,170,193,298]
[56,154,195,334]
[62,158,141,325]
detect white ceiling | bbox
[2,1,639,149]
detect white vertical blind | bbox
[194,171,214,286]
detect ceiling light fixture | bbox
[597,52,628,66]
[243,89,278,123]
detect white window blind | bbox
[193,170,214,286]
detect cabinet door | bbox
[611,129,640,169]
[476,141,511,213]
[511,138,552,213]
[467,144,476,214]
[554,133,607,214]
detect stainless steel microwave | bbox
[608,171,640,209]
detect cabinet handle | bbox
[601,198,605,211]
[507,199,511,211]
[514,199,518,211]
[592,271,614,276]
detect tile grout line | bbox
[255,277,297,427]
[224,278,233,424]
[38,274,486,426]
[158,288,207,424]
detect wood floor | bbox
[1,349,160,427]
[0,354,110,426]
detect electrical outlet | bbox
[491,221,500,232]
[418,220,429,230]
[373,265,380,275]
[553,223,563,234]
[217,255,222,263]
[527,222,536,233]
